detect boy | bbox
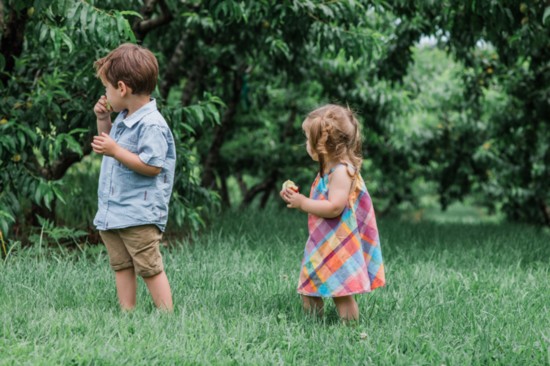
[91,43,175,311]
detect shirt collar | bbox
[120,98,157,128]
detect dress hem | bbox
[297,286,384,298]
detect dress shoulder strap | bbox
[327,163,345,175]
[328,162,357,177]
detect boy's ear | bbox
[117,80,131,97]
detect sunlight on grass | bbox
[1,209,549,364]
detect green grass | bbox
[1,209,550,365]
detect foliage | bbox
[389,1,550,224]
[0,0,140,238]
[28,216,88,250]
[1,0,550,243]
[0,0,223,238]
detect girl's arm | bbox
[283,167,352,218]
[91,132,161,176]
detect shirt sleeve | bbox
[138,125,169,168]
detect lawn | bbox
[1,209,549,365]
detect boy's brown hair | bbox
[94,43,158,95]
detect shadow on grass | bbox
[380,219,550,269]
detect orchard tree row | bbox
[1,0,549,242]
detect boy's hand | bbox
[94,96,112,121]
[92,132,119,157]
[282,189,305,209]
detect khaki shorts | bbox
[100,225,164,278]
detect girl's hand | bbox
[94,96,111,121]
[279,189,289,203]
[283,189,305,209]
[91,132,119,157]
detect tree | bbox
[0,0,220,238]
[389,0,550,225]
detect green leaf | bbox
[122,18,136,43]
[66,2,81,26]
[60,32,74,53]
[17,131,25,147]
[68,128,88,135]
[65,136,83,155]
[543,7,550,25]
[181,123,196,134]
[206,103,220,125]
[34,184,43,205]
[0,210,15,222]
[39,23,49,42]
[80,4,88,30]
[319,4,334,18]
[119,10,143,19]
[188,105,205,124]
[116,16,126,38]
[44,190,53,210]
[89,11,98,42]
[51,184,66,205]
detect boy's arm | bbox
[97,117,112,136]
[94,96,112,135]
[283,168,352,218]
[91,132,161,176]
[113,148,161,176]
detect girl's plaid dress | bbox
[298,164,385,297]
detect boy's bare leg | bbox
[301,295,324,317]
[333,295,359,322]
[143,271,173,312]
[115,268,137,311]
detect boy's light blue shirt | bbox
[94,99,176,232]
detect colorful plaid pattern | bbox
[297,165,385,297]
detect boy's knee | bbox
[138,266,163,278]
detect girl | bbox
[280,104,385,321]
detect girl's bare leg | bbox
[115,268,137,311]
[333,295,359,322]
[301,295,324,317]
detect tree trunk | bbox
[180,58,205,107]
[220,175,230,207]
[0,7,28,84]
[239,105,298,208]
[541,201,550,227]
[201,70,243,189]
[160,35,188,99]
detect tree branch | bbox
[241,171,278,208]
[24,136,93,181]
[133,0,174,42]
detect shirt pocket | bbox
[116,141,138,172]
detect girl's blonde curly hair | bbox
[302,104,362,176]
